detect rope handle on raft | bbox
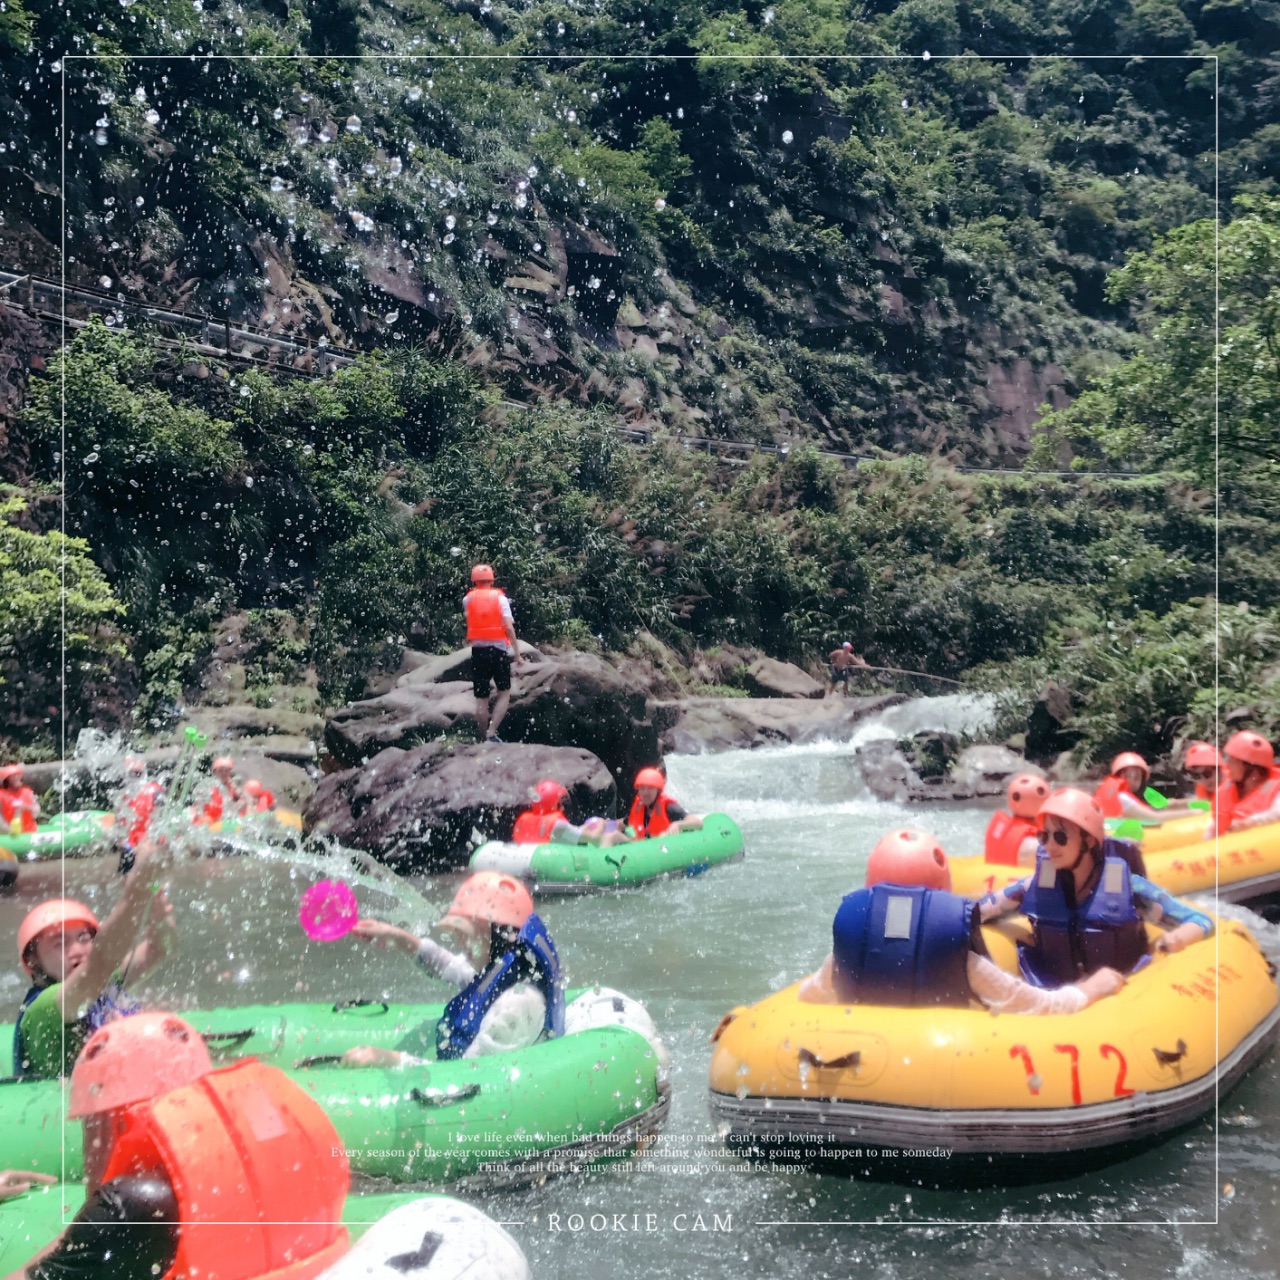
[333,998,392,1015]
[798,1047,862,1071]
[410,1084,481,1108]
[295,1055,345,1068]
[201,1029,256,1051]
[1152,1039,1188,1067]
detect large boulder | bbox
[304,741,616,869]
[743,657,825,700]
[856,739,1025,802]
[657,694,905,754]
[324,647,660,798]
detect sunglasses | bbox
[1186,767,1220,780]
[1040,826,1072,847]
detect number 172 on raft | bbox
[1009,1042,1135,1105]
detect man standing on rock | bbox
[827,641,867,696]
[465,563,523,743]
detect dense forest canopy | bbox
[0,0,1277,762]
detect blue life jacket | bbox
[437,914,564,1060]
[13,981,141,1078]
[1018,851,1149,988]
[830,884,975,1008]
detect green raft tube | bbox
[0,990,670,1190]
[469,812,744,893]
[0,811,114,862]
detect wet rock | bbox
[743,657,825,700]
[325,647,659,797]
[856,738,1025,802]
[657,694,905,754]
[304,741,616,869]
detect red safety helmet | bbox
[865,829,951,892]
[470,563,495,585]
[634,767,665,790]
[1037,787,1104,847]
[1183,741,1223,770]
[1007,773,1050,819]
[529,779,568,813]
[439,871,534,935]
[211,756,235,773]
[18,900,100,975]
[0,764,24,785]
[1110,751,1150,778]
[243,779,266,797]
[1223,730,1275,770]
[68,1013,213,1118]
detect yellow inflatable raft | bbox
[950,818,1280,903]
[708,916,1278,1171]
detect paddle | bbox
[1112,819,1146,840]
[299,879,359,941]
[1188,799,1211,812]
[1143,786,1169,809]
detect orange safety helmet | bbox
[439,871,534,935]
[529,779,568,812]
[68,1013,213,1118]
[865,829,951,892]
[470,563,495,585]
[211,756,235,773]
[1223,730,1275,770]
[634,767,665,790]
[1007,773,1050,819]
[0,764,24,785]
[1110,751,1150,777]
[18,899,100,974]
[1037,787,1104,847]
[243,779,266,797]
[1183,741,1224,769]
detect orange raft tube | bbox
[951,817,1280,903]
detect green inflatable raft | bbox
[469,812,745,892]
[0,810,113,861]
[0,992,669,1189]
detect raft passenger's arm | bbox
[1132,875,1214,953]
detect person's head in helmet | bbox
[0,763,26,789]
[529,779,568,814]
[1037,788,1105,879]
[633,766,666,808]
[1223,730,1275,795]
[470,563,495,586]
[1109,752,1150,795]
[69,1012,212,1192]
[436,871,535,969]
[18,899,101,988]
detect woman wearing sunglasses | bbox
[1181,741,1225,800]
[978,788,1213,988]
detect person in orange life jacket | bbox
[0,763,41,834]
[117,757,164,851]
[798,829,1126,1013]
[242,778,276,813]
[1181,741,1225,801]
[609,767,702,845]
[1211,730,1280,835]
[978,788,1213,989]
[13,840,178,1081]
[464,564,524,744]
[6,1012,349,1280]
[511,780,570,843]
[983,773,1050,867]
[340,871,563,1067]
[1092,752,1157,819]
[192,756,240,826]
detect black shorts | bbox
[471,645,512,697]
[831,666,851,684]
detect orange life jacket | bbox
[465,588,509,644]
[1214,769,1280,836]
[246,787,276,813]
[1092,775,1149,819]
[123,781,164,846]
[983,810,1039,866]
[512,809,566,844]
[1,786,39,833]
[100,1058,349,1280]
[627,793,678,839]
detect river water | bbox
[2,697,1277,1278]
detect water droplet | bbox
[192,0,202,9]
[345,115,362,133]
[98,275,112,288]
[144,108,160,125]
[407,85,422,102]
[515,192,528,208]
[922,50,931,61]
[94,130,109,146]
[273,107,283,120]
[83,451,100,464]
[385,310,399,324]
[270,176,284,192]
[486,211,498,225]
[577,176,587,187]
[134,86,146,102]
[389,157,402,175]
[444,214,456,230]
[764,7,776,22]
[318,127,334,143]
[654,197,666,211]
[735,1084,749,1100]
[782,130,793,144]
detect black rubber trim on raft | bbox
[1214,871,1280,904]
[333,999,392,1015]
[451,1082,673,1191]
[532,849,747,897]
[708,1004,1279,1157]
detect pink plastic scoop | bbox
[299,879,359,941]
